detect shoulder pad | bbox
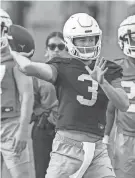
[114,58,124,62]
[114,58,125,66]
[105,60,123,82]
[106,60,122,70]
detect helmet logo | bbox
[85,30,92,33]
[18,44,25,51]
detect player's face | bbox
[73,36,96,53]
[129,34,135,47]
[46,36,65,61]
[126,33,135,62]
[0,26,8,50]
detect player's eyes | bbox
[89,39,94,42]
[79,38,86,42]
[132,37,135,42]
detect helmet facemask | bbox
[121,32,135,58]
[118,15,135,59]
[0,10,13,50]
[1,22,9,49]
[65,34,101,61]
[74,35,101,60]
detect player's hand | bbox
[10,49,34,59]
[10,50,31,73]
[12,128,28,154]
[85,57,108,84]
[19,49,34,58]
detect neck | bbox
[75,57,93,65]
[83,60,93,65]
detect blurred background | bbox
[1,0,135,62]
[1,1,135,178]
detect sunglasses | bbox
[48,43,65,51]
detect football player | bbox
[11,13,129,178]
[106,15,135,178]
[0,8,34,178]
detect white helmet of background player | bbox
[118,15,135,58]
[0,8,13,49]
[63,13,102,60]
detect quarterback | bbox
[11,13,129,178]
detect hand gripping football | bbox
[8,24,35,58]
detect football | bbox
[8,24,35,57]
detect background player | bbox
[11,13,129,178]
[106,15,135,178]
[0,8,34,178]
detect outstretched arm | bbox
[100,78,129,112]
[85,57,129,112]
[103,101,116,144]
[105,101,116,136]
[11,51,57,83]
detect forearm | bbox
[103,102,115,144]
[24,63,53,82]
[105,111,115,136]
[19,94,34,132]
[100,79,129,111]
[11,52,54,82]
[11,51,31,72]
[105,116,115,136]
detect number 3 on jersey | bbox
[121,81,135,113]
[77,74,99,106]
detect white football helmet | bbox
[0,8,13,49]
[63,13,102,60]
[118,15,135,58]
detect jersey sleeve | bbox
[47,57,63,66]
[47,57,70,84]
[105,60,123,83]
[111,78,122,88]
[47,57,62,84]
[114,58,125,66]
